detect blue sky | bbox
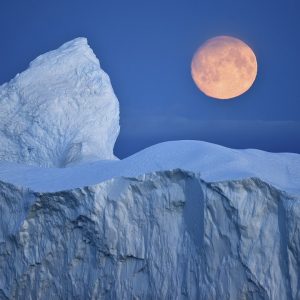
[0,0,299,157]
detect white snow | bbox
[0,38,120,167]
[0,140,299,195]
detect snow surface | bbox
[0,140,299,195]
[0,38,120,167]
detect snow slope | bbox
[0,38,119,167]
[0,140,299,195]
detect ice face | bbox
[0,170,299,299]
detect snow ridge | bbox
[0,140,299,196]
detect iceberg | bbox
[0,38,299,300]
[0,38,120,167]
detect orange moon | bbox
[191,36,257,99]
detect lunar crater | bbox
[191,36,257,99]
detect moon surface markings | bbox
[191,36,257,99]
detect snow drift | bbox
[0,38,300,300]
[0,140,299,195]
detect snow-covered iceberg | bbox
[0,38,300,300]
[0,38,120,167]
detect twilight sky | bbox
[0,0,299,157]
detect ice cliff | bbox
[0,38,119,167]
[0,170,299,299]
[0,38,300,300]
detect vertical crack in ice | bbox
[183,178,204,249]
[278,194,293,299]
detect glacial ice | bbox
[0,38,300,300]
[0,38,120,167]
[0,170,299,299]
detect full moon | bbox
[191,36,257,99]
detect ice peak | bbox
[61,37,88,47]
[0,38,120,167]
[29,37,98,69]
